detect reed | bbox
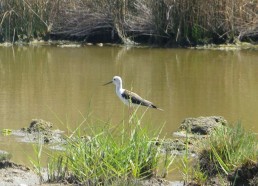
[0,0,58,42]
[29,136,44,183]
[0,0,257,45]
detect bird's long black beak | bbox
[103,81,113,86]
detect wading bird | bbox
[103,76,163,111]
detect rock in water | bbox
[179,116,227,135]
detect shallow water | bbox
[0,44,258,172]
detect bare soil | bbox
[0,160,183,186]
[0,161,41,186]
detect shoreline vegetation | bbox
[1,115,257,185]
[0,0,258,47]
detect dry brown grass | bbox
[0,0,257,45]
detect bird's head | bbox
[103,76,122,87]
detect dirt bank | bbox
[0,161,41,186]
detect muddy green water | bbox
[0,45,258,172]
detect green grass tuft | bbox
[33,111,174,185]
[199,122,258,177]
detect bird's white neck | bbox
[115,82,124,95]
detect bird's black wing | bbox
[122,90,156,108]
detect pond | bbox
[0,44,258,168]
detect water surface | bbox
[0,45,258,167]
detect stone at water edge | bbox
[177,116,228,135]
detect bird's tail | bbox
[151,104,164,111]
[156,107,164,111]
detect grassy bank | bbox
[29,111,258,185]
[189,123,258,185]
[0,0,257,46]
[31,113,175,185]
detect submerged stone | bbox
[27,119,53,133]
[13,119,64,144]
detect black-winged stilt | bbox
[103,76,163,111]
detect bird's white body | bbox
[113,76,133,106]
[115,85,128,106]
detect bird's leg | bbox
[128,105,133,123]
[128,99,133,123]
